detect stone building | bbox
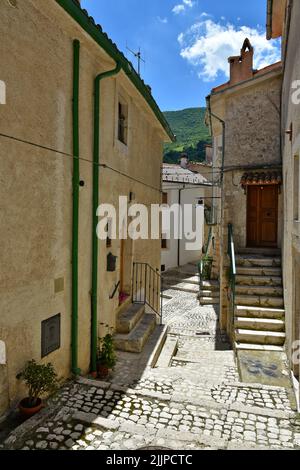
[0,0,174,416]
[206,39,285,348]
[267,0,300,403]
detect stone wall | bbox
[225,76,282,167]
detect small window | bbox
[118,101,128,145]
[162,192,168,205]
[294,154,299,221]
[161,265,166,272]
[41,314,61,358]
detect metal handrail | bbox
[132,262,162,325]
[227,223,236,340]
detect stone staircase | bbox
[114,303,157,353]
[234,249,286,351]
[199,280,220,306]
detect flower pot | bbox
[97,363,109,379]
[19,397,43,418]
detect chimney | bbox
[180,153,189,169]
[228,38,254,85]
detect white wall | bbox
[161,184,205,271]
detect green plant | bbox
[201,255,213,281]
[97,325,116,369]
[16,360,58,408]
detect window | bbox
[294,154,299,221]
[118,101,128,145]
[41,314,61,358]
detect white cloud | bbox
[172,0,195,15]
[178,19,281,81]
[173,4,185,14]
[157,16,168,24]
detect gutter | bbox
[55,0,175,143]
[206,95,225,186]
[72,39,81,375]
[91,63,122,374]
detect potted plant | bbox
[17,360,58,418]
[97,327,117,379]
[201,254,213,281]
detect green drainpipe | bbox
[91,62,121,373]
[72,39,81,375]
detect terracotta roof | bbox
[241,171,282,188]
[212,61,282,94]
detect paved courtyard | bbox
[2,265,300,450]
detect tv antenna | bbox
[126,45,145,76]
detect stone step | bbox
[162,275,200,285]
[114,314,157,353]
[199,296,220,305]
[235,274,282,286]
[201,280,219,290]
[235,285,283,297]
[236,266,282,277]
[236,305,285,319]
[235,294,284,308]
[155,336,178,368]
[237,248,281,256]
[235,329,286,346]
[116,303,145,334]
[200,289,220,298]
[235,342,285,352]
[163,281,199,294]
[236,255,281,268]
[235,317,285,332]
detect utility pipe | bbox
[91,62,121,374]
[72,39,81,375]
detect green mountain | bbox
[163,107,211,164]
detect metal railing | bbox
[227,224,237,339]
[198,227,213,303]
[132,263,162,324]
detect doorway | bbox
[247,185,278,247]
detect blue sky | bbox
[81,0,280,111]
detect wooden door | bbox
[247,185,278,247]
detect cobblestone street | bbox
[2,265,300,451]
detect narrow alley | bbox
[2,264,300,451]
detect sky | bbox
[81,0,281,112]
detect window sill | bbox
[115,139,129,156]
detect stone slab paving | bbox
[2,264,300,450]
